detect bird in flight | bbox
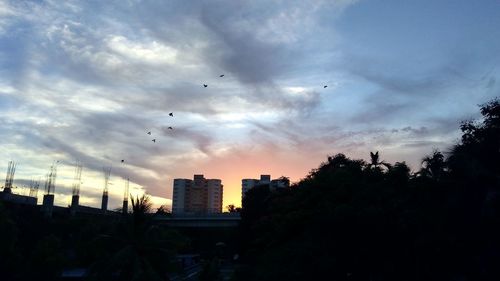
[219,74,224,77]
[169,112,173,117]
[203,84,208,88]
[152,139,156,143]
[168,127,173,130]
[121,160,124,163]
[323,85,328,88]
[147,131,151,135]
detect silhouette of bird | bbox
[219,74,224,77]
[203,84,208,88]
[147,131,151,135]
[169,112,173,117]
[323,85,328,88]
[152,139,156,143]
[168,126,173,130]
[121,160,124,163]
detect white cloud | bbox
[0,1,16,16]
[0,0,18,34]
[107,35,178,65]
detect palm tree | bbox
[88,194,183,281]
[368,151,392,171]
[419,151,446,180]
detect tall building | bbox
[172,175,223,214]
[241,174,290,200]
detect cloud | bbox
[159,125,214,155]
[400,126,429,136]
[0,1,20,35]
[106,35,178,65]
[1,0,498,208]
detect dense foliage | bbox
[237,99,500,281]
[0,195,189,281]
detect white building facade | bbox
[172,179,188,214]
[241,174,289,201]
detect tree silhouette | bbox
[419,150,446,180]
[233,98,500,281]
[368,151,391,171]
[226,204,241,213]
[88,194,185,281]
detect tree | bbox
[276,176,290,187]
[156,205,171,215]
[368,151,391,170]
[386,161,411,186]
[369,151,381,168]
[449,98,500,179]
[419,150,446,180]
[226,204,241,213]
[131,194,153,215]
[88,194,183,281]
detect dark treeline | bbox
[0,195,191,281]
[236,99,500,281]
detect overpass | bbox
[153,213,241,228]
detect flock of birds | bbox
[146,112,174,144]
[118,74,329,164]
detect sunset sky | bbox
[1,0,499,209]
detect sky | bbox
[0,0,499,210]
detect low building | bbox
[241,175,290,200]
[0,190,37,205]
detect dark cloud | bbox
[127,84,231,115]
[160,125,213,155]
[200,10,287,85]
[349,102,411,124]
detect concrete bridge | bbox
[153,213,241,228]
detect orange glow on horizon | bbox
[195,146,325,208]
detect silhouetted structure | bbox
[0,162,38,205]
[0,190,37,205]
[101,167,111,213]
[154,212,240,227]
[242,174,289,200]
[42,163,57,218]
[3,160,16,193]
[0,162,124,220]
[122,177,129,214]
[71,162,83,215]
[28,178,40,198]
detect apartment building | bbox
[172,174,223,214]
